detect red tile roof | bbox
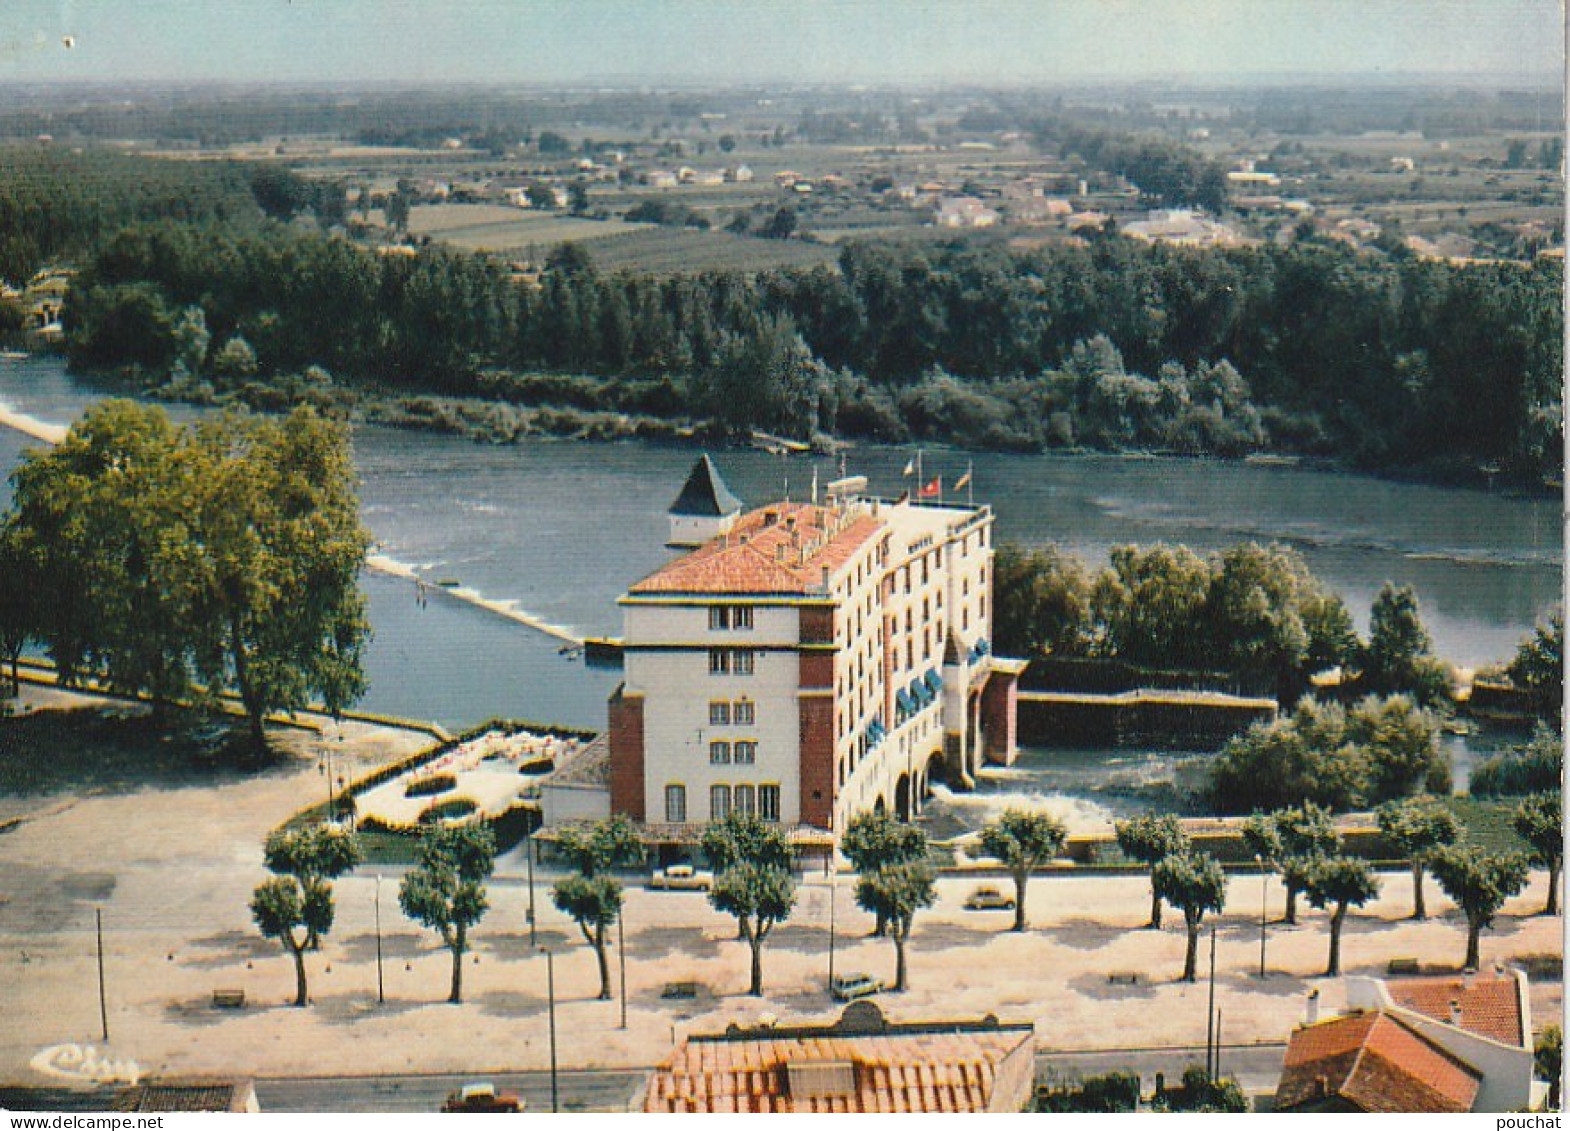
[644,1029,1031,1113]
[1385,972,1526,1047]
[1276,1013,1482,1114]
[629,502,883,596]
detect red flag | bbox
[919,476,941,498]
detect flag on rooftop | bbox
[901,459,915,476]
[919,476,941,498]
[954,468,972,491]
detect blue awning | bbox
[924,669,944,695]
[896,690,914,713]
[909,680,929,707]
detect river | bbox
[0,354,1558,824]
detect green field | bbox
[408,204,638,252]
[574,226,840,275]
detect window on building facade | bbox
[709,649,730,674]
[759,784,781,822]
[734,784,756,817]
[733,605,754,630]
[734,700,755,725]
[709,701,731,725]
[665,784,686,823]
[709,606,730,630]
[733,650,755,675]
[734,740,757,764]
[710,740,731,764]
[710,784,731,821]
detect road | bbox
[251,1044,1287,1112]
[255,1068,647,1114]
[1037,1042,1288,1097]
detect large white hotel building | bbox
[606,456,1022,844]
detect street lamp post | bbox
[617,910,627,1031]
[1205,925,1217,1078]
[543,947,559,1114]
[1256,854,1268,978]
[95,907,108,1042]
[525,824,537,946]
[374,874,385,1004]
[827,871,837,985]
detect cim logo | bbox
[29,1043,142,1085]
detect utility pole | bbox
[544,947,559,1114]
[525,825,537,946]
[827,873,837,985]
[95,907,108,1042]
[1257,856,1268,978]
[374,875,385,1004]
[617,911,627,1031]
[1205,926,1217,1078]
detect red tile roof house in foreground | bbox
[641,1002,1035,1113]
[1275,967,1535,1113]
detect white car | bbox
[648,864,714,891]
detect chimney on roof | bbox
[1304,988,1320,1026]
[1448,1001,1463,1026]
[1462,967,1476,989]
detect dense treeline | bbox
[63,214,1562,482]
[992,540,1457,705]
[0,148,338,285]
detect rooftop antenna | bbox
[811,465,819,505]
[783,476,789,503]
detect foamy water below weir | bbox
[924,781,1118,841]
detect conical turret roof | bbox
[670,454,743,517]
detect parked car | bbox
[441,1083,523,1112]
[648,863,714,891]
[963,886,1016,911]
[830,973,884,1001]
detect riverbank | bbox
[23,348,1555,498]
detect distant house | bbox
[726,164,754,183]
[1122,209,1243,248]
[1275,969,1535,1113]
[640,1003,1035,1114]
[935,196,1000,229]
[1008,196,1073,225]
[117,1078,259,1113]
[645,170,679,189]
[1227,170,1282,188]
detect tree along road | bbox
[252,1044,1287,1113]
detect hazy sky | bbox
[0,0,1563,87]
